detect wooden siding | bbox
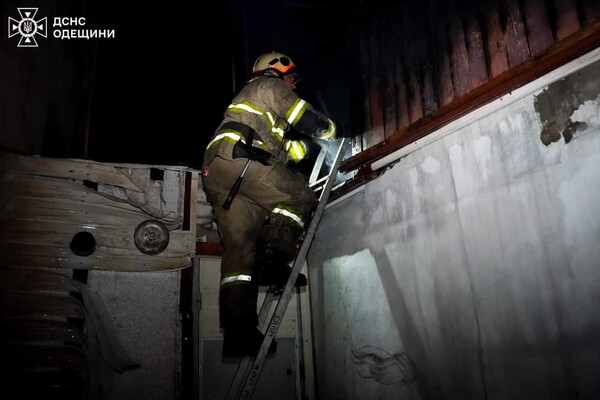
[0,152,198,271]
[342,0,600,172]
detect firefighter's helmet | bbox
[252,52,298,81]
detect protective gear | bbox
[219,285,277,357]
[293,112,336,140]
[201,52,338,359]
[252,51,298,83]
[284,139,308,163]
[223,121,272,165]
[253,243,307,288]
[202,154,315,352]
[222,327,277,358]
[219,286,259,329]
[204,76,338,166]
[232,140,271,164]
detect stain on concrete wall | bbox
[351,346,416,385]
[309,56,600,399]
[535,61,600,146]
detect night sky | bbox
[2,0,356,168]
[86,2,233,168]
[85,1,355,169]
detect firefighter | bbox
[201,51,339,357]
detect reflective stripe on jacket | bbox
[204,76,337,165]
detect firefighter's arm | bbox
[284,139,309,163]
[285,99,337,140]
[267,79,339,140]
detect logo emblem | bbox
[8,8,47,47]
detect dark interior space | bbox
[80,0,356,169]
[0,0,371,168]
[86,1,234,167]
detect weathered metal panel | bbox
[0,152,198,271]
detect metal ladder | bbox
[225,138,348,400]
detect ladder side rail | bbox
[225,292,278,399]
[308,146,328,187]
[237,139,348,399]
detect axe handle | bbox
[223,159,251,210]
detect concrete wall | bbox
[87,270,182,400]
[308,49,600,400]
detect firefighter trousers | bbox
[201,154,316,330]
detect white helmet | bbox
[252,52,298,81]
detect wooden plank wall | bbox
[0,152,197,271]
[351,0,600,153]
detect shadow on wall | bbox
[369,249,432,400]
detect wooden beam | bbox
[195,242,225,257]
[0,152,144,192]
[339,21,600,174]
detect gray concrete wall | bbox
[87,270,182,400]
[308,51,600,400]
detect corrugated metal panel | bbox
[1,267,142,399]
[1,268,88,400]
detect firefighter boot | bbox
[253,243,307,289]
[220,286,277,358]
[222,326,277,358]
